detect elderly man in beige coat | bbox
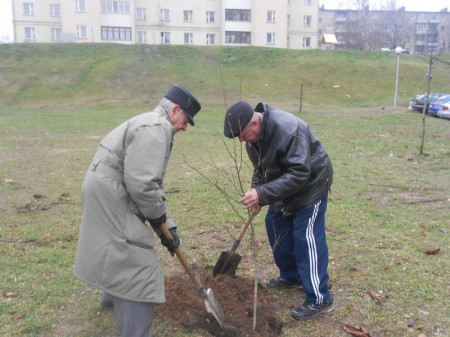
[74,85,201,337]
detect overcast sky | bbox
[1,1,449,41]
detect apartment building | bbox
[11,0,319,50]
[318,7,450,53]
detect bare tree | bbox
[346,0,411,51]
[419,50,444,155]
[350,0,371,50]
[379,8,413,49]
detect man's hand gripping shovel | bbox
[160,224,225,329]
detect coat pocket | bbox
[123,208,155,249]
[264,167,282,182]
[118,184,155,249]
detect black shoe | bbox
[292,297,334,320]
[267,277,302,290]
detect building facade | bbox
[318,7,450,54]
[10,1,450,53]
[11,0,319,49]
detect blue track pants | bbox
[265,194,331,305]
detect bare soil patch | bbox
[156,274,284,337]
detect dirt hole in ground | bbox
[156,274,283,337]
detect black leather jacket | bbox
[247,103,333,213]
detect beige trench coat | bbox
[74,107,176,303]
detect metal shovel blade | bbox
[213,216,253,277]
[160,224,226,329]
[201,287,226,329]
[212,250,242,277]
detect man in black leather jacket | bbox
[224,101,334,320]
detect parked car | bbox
[437,103,450,119]
[410,93,447,113]
[427,94,450,117]
[409,93,425,110]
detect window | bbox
[304,16,312,27]
[225,31,251,44]
[303,37,311,48]
[137,31,147,43]
[24,27,35,40]
[267,32,275,45]
[418,34,427,42]
[50,4,60,16]
[101,1,130,14]
[304,0,312,5]
[23,3,34,16]
[101,26,132,41]
[206,33,215,45]
[336,12,346,20]
[206,11,215,22]
[160,9,170,21]
[51,28,62,41]
[184,33,193,44]
[225,9,251,22]
[184,10,193,22]
[76,25,87,38]
[267,10,276,23]
[136,8,146,20]
[161,32,170,44]
[417,23,427,32]
[75,0,86,12]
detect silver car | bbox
[436,103,450,119]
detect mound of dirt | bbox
[156,274,284,337]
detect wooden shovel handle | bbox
[237,214,254,241]
[160,224,203,290]
[229,214,253,253]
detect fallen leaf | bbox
[422,248,440,255]
[342,324,371,337]
[4,292,16,299]
[377,243,390,249]
[368,290,382,305]
[11,313,23,321]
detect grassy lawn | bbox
[0,44,449,336]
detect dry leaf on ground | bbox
[422,248,440,255]
[342,324,371,337]
[368,290,382,305]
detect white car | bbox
[436,103,450,119]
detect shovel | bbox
[213,215,253,277]
[160,224,225,329]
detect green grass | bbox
[0,44,449,337]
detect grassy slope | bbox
[1,44,450,108]
[0,44,449,337]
